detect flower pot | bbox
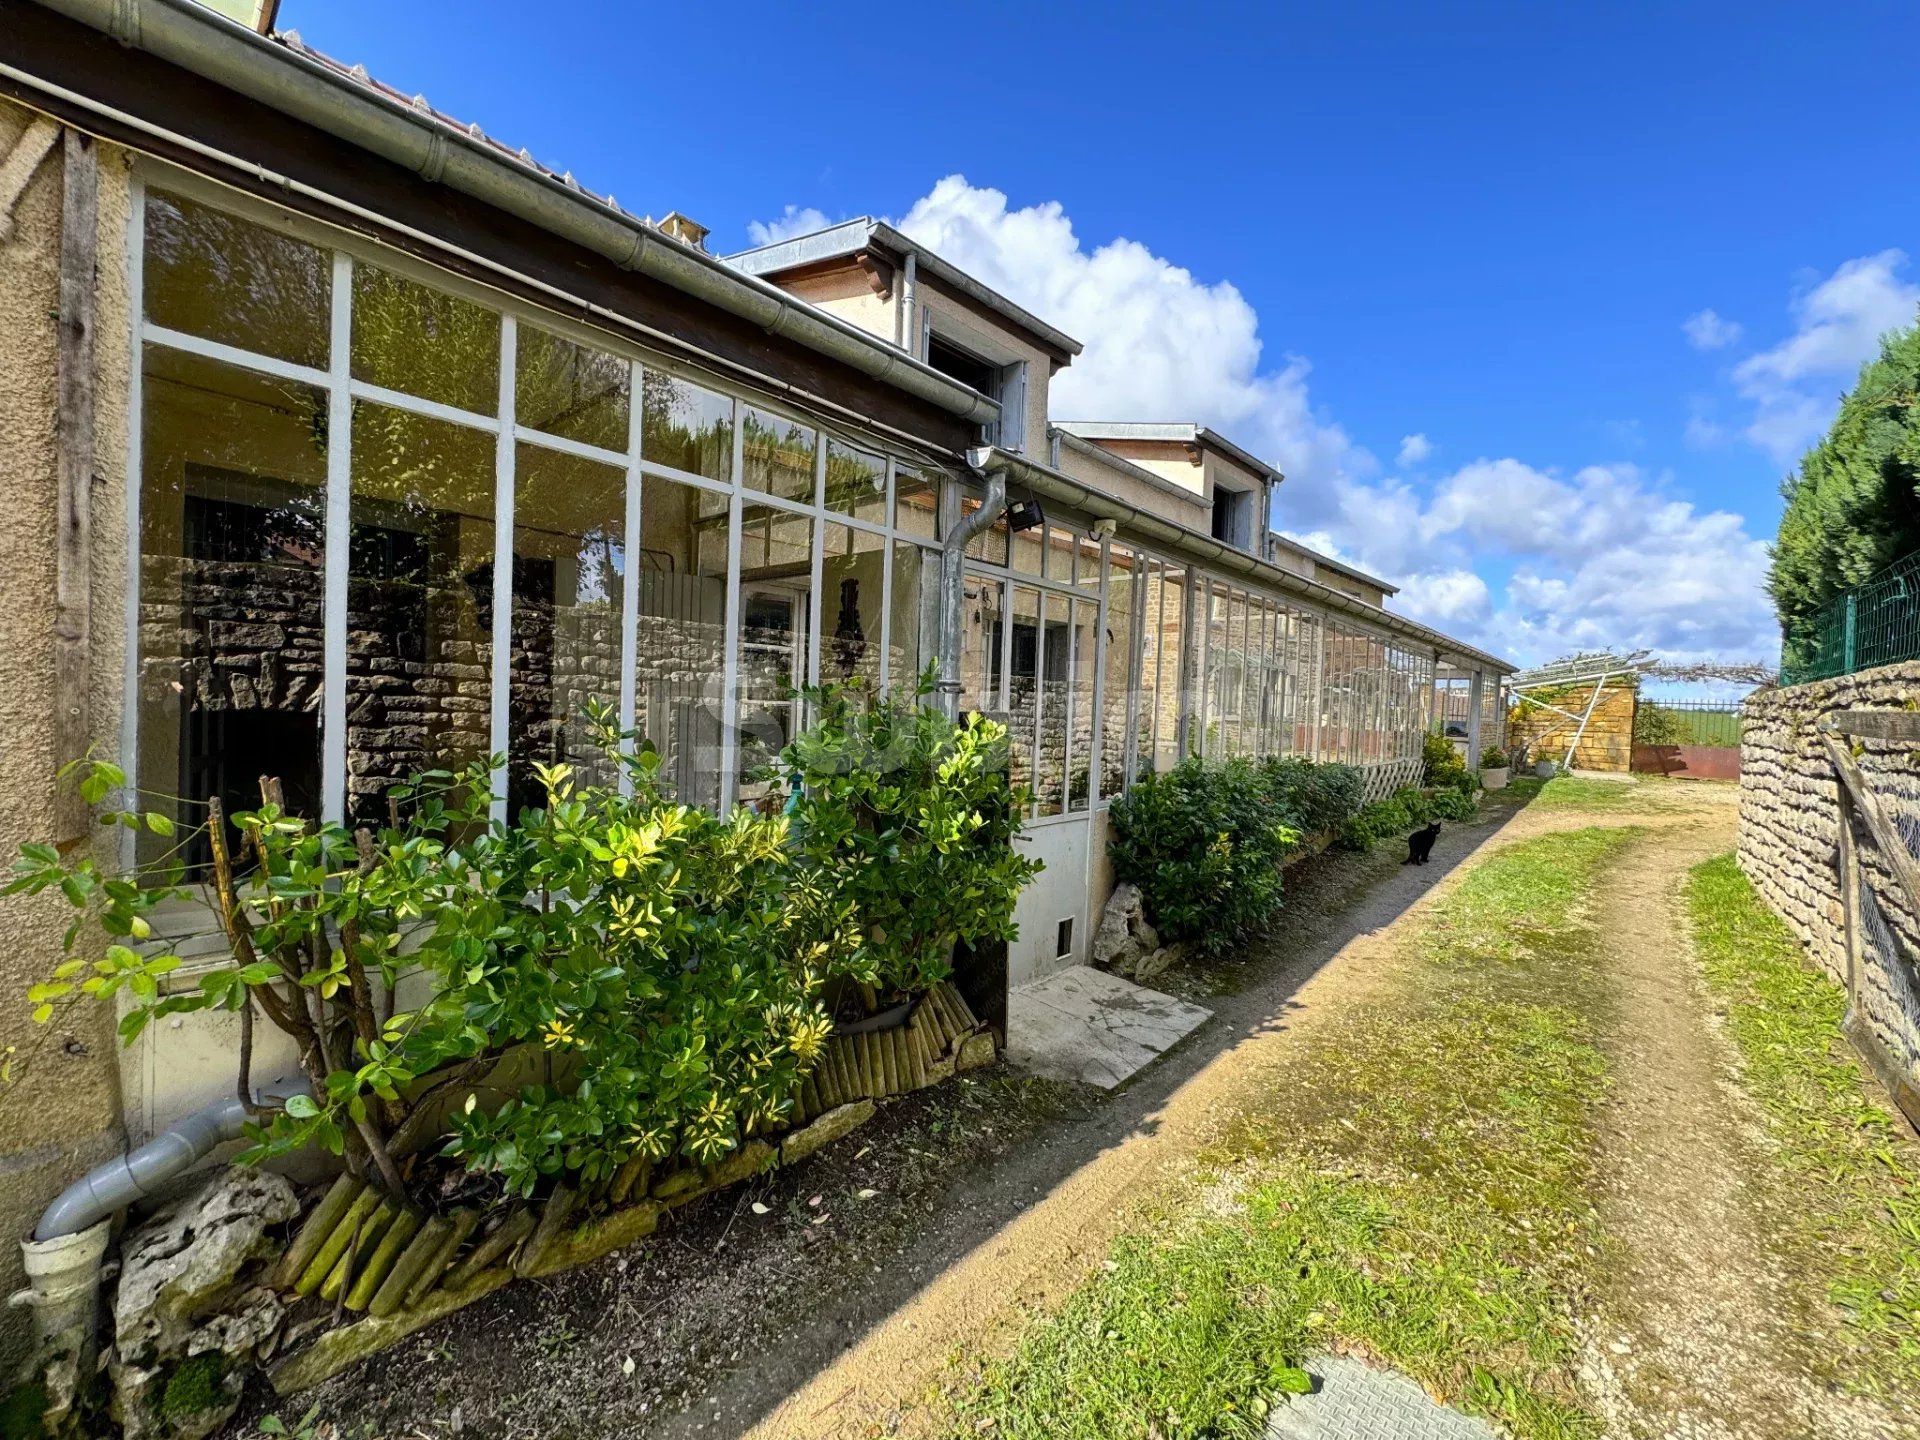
[1479,766,1509,790]
[1535,759,1557,779]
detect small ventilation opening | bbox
[1056,917,1074,959]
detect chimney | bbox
[656,212,710,252]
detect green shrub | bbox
[1480,746,1509,769]
[1258,757,1364,840]
[1338,785,1473,851]
[1422,731,1471,791]
[12,693,1041,1203]
[771,678,1041,998]
[1109,758,1298,956]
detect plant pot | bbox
[1479,766,1509,791]
[1535,759,1557,779]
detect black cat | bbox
[1404,821,1441,865]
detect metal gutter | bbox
[970,445,1515,675]
[31,0,999,428]
[1268,531,1400,598]
[729,218,1085,361]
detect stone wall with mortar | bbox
[1739,663,1920,1100]
[1508,679,1636,772]
[0,103,135,1367]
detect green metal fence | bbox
[1634,700,1742,747]
[1780,549,1920,686]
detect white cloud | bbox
[891,177,1368,489]
[1394,569,1489,625]
[1729,250,1918,463]
[744,205,835,248]
[755,175,1781,669]
[1682,308,1743,350]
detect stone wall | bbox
[1739,663,1920,1101]
[1508,679,1635,772]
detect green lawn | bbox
[944,828,1635,1440]
[1684,856,1920,1397]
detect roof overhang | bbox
[729,219,1085,364]
[968,445,1513,675]
[1269,532,1399,597]
[10,0,999,437]
[1053,420,1284,487]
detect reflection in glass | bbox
[735,504,814,805]
[1102,543,1136,798]
[346,401,496,831]
[823,439,886,521]
[1068,597,1097,811]
[959,573,1000,716]
[893,465,941,541]
[634,476,728,810]
[508,444,627,816]
[517,327,630,452]
[960,485,1008,566]
[1007,584,1042,809]
[889,543,939,696]
[137,346,328,863]
[144,190,331,369]
[641,371,731,481]
[1034,591,1072,815]
[741,407,816,502]
[821,524,885,689]
[351,264,500,415]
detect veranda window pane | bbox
[1035,590,1071,815]
[1102,544,1137,797]
[1007,584,1042,806]
[346,401,496,831]
[889,543,939,697]
[823,439,886,522]
[893,464,941,541]
[820,524,885,689]
[634,476,728,811]
[136,346,328,863]
[959,574,1001,715]
[508,444,628,816]
[641,371,732,481]
[1068,596,1097,812]
[1008,514,1046,577]
[741,407,816,502]
[960,485,1008,566]
[735,503,815,805]
[516,327,630,453]
[351,264,500,415]
[144,190,330,369]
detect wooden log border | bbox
[268,983,996,1393]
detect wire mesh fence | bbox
[1781,548,1920,686]
[1632,699,1742,747]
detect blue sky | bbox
[284,0,1920,668]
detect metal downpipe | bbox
[939,461,1007,717]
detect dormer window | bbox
[1211,485,1253,548]
[927,332,1028,454]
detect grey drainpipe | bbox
[939,455,1008,716]
[898,251,918,355]
[33,1094,258,1241]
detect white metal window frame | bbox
[123,168,952,843]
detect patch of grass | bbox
[1684,855,1920,1396]
[945,828,1635,1440]
[1529,776,1669,812]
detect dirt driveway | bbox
[726,784,1764,1440]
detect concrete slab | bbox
[1266,1354,1499,1440]
[1004,966,1211,1089]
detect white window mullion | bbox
[717,407,744,814]
[488,316,517,823]
[1088,535,1109,805]
[878,459,895,694]
[806,442,825,690]
[321,252,353,826]
[617,358,644,796]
